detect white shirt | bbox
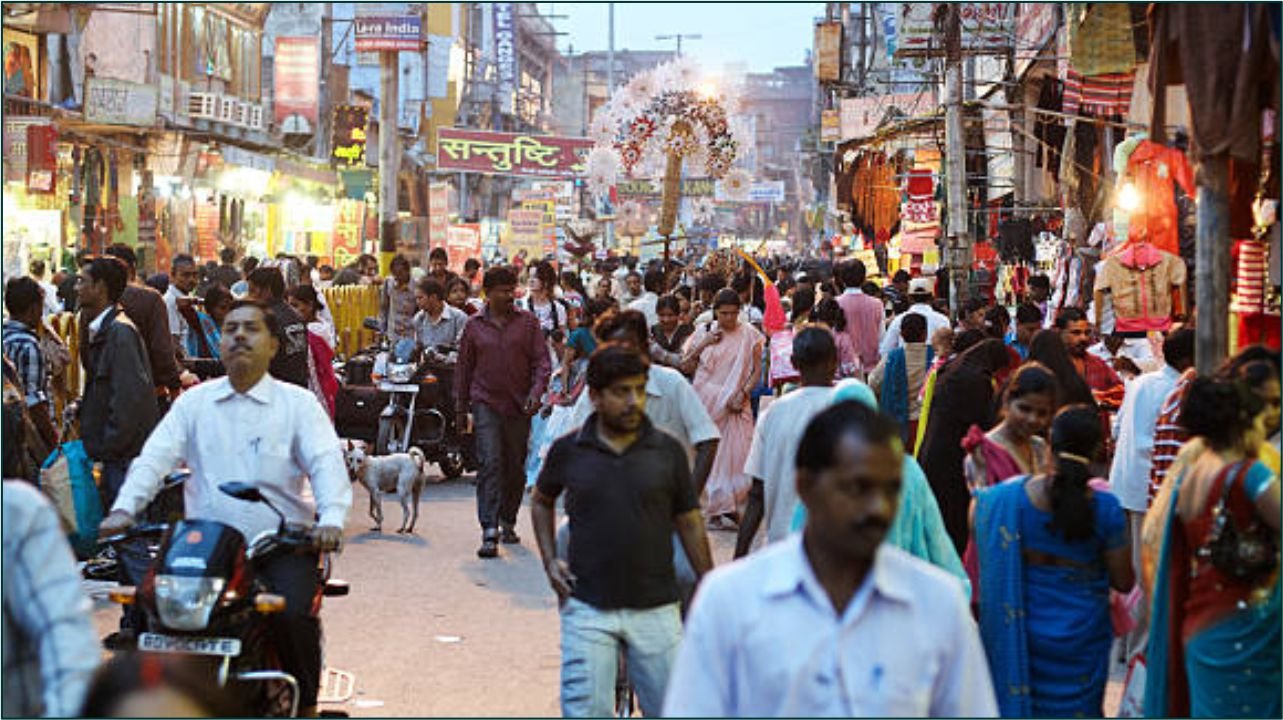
[1108,364,1182,512]
[663,537,998,717]
[880,304,951,357]
[36,280,61,316]
[569,364,719,461]
[113,376,352,545]
[164,284,190,349]
[743,386,834,543]
[628,291,660,326]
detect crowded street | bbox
[3,2,1282,719]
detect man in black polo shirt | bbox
[532,344,712,718]
[245,266,311,389]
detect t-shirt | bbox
[1094,247,1186,332]
[268,300,311,389]
[537,416,698,609]
[743,386,835,543]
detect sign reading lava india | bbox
[354,15,423,53]
[436,128,593,179]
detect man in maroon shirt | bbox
[457,266,552,558]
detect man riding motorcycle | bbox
[99,299,352,717]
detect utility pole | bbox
[604,3,616,251]
[1195,158,1230,374]
[656,33,701,57]
[379,49,400,274]
[941,3,969,317]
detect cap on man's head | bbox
[908,277,934,297]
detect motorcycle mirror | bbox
[362,317,381,331]
[219,482,265,503]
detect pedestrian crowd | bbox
[2,245,1278,718]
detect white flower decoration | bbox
[586,146,621,195]
[720,168,753,201]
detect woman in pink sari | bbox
[683,288,765,529]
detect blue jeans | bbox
[559,597,681,718]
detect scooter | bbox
[373,336,472,479]
[101,481,350,718]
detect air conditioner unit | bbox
[188,92,217,120]
[217,96,239,124]
[246,104,264,131]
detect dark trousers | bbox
[256,551,322,710]
[473,403,531,533]
[101,458,150,632]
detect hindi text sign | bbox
[274,37,320,129]
[85,77,158,127]
[436,128,593,179]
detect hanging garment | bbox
[997,218,1035,264]
[1231,238,1271,315]
[1064,70,1136,118]
[1033,78,1066,174]
[1067,3,1141,77]
[1123,140,1195,255]
[1094,243,1187,333]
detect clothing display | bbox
[1066,3,1140,77]
[1063,69,1136,118]
[1094,242,1187,333]
[1123,140,1195,255]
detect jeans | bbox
[559,597,682,718]
[472,403,531,533]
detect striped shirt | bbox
[1,320,46,408]
[1148,368,1197,505]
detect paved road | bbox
[90,472,1123,716]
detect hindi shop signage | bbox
[493,3,517,115]
[353,14,424,53]
[894,3,1015,57]
[274,37,320,130]
[84,77,158,127]
[436,128,593,179]
[332,105,369,167]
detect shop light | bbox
[1117,182,1141,213]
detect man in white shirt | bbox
[99,299,351,718]
[735,327,836,557]
[27,259,61,316]
[664,401,997,717]
[627,268,664,326]
[880,278,950,357]
[163,254,200,355]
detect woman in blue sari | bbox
[1143,377,1280,718]
[973,405,1133,717]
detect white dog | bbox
[342,441,430,534]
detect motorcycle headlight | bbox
[154,575,225,631]
[389,363,415,383]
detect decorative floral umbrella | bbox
[587,58,747,242]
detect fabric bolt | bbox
[1067,3,1140,77]
[662,538,996,717]
[743,385,834,544]
[1123,140,1195,255]
[1094,244,1186,333]
[687,322,765,517]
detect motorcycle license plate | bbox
[378,382,419,393]
[138,632,242,657]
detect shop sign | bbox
[716,180,786,203]
[354,14,423,53]
[84,77,158,127]
[332,105,369,167]
[2,116,49,180]
[437,128,593,179]
[814,21,843,82]
[274,37,320,130]
[1013,3,1059,79]
[507,208,545,258]
[616,178,716,198]
[839,91,935,140]
[493,3,516,115]
[820,110,841,143]
[333,199,364,267]
[221,145,274,173]
[446,224,482,273]
[428,182,450,251]
[25,124,57,193]
[894,3,1015,57]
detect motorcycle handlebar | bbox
[99,522,169,547]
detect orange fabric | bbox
[1125,141,1195,255]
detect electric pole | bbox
[379,49,400,274]
[941,4,969,317]
[656,32,701,57]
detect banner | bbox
[716,180,785,203]
[274,37,319,130]
[84,77,158,127]
[332,105,369,167]
[820,110,841,142]
[428,182,449,251]
[493,3,516,114]
[436,128,593,178]
[616,177,716,198]
[1013,3,1059,79]
[814,21,842,82]
[894,3,1015,57]
[839,91,935,140]
[507,208,545,260]
[3,28,41,100]
[446,224,482,273]
[2,116,50,181]
[333,200,364,267]
[354,14,423,53]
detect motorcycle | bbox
[101,481,349,717]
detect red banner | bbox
[436,128,592,179]
[446,224,481,273]
[274,37,319,128]
[428,182,449,252]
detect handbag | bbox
[1203,461,1278,583]
[38,440,103,559]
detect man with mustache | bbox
[664,401,996,717]
[1056,307,1122,395]
[99,299,351,718]
[531,344,712,717]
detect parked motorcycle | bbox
[101,481,349,717]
